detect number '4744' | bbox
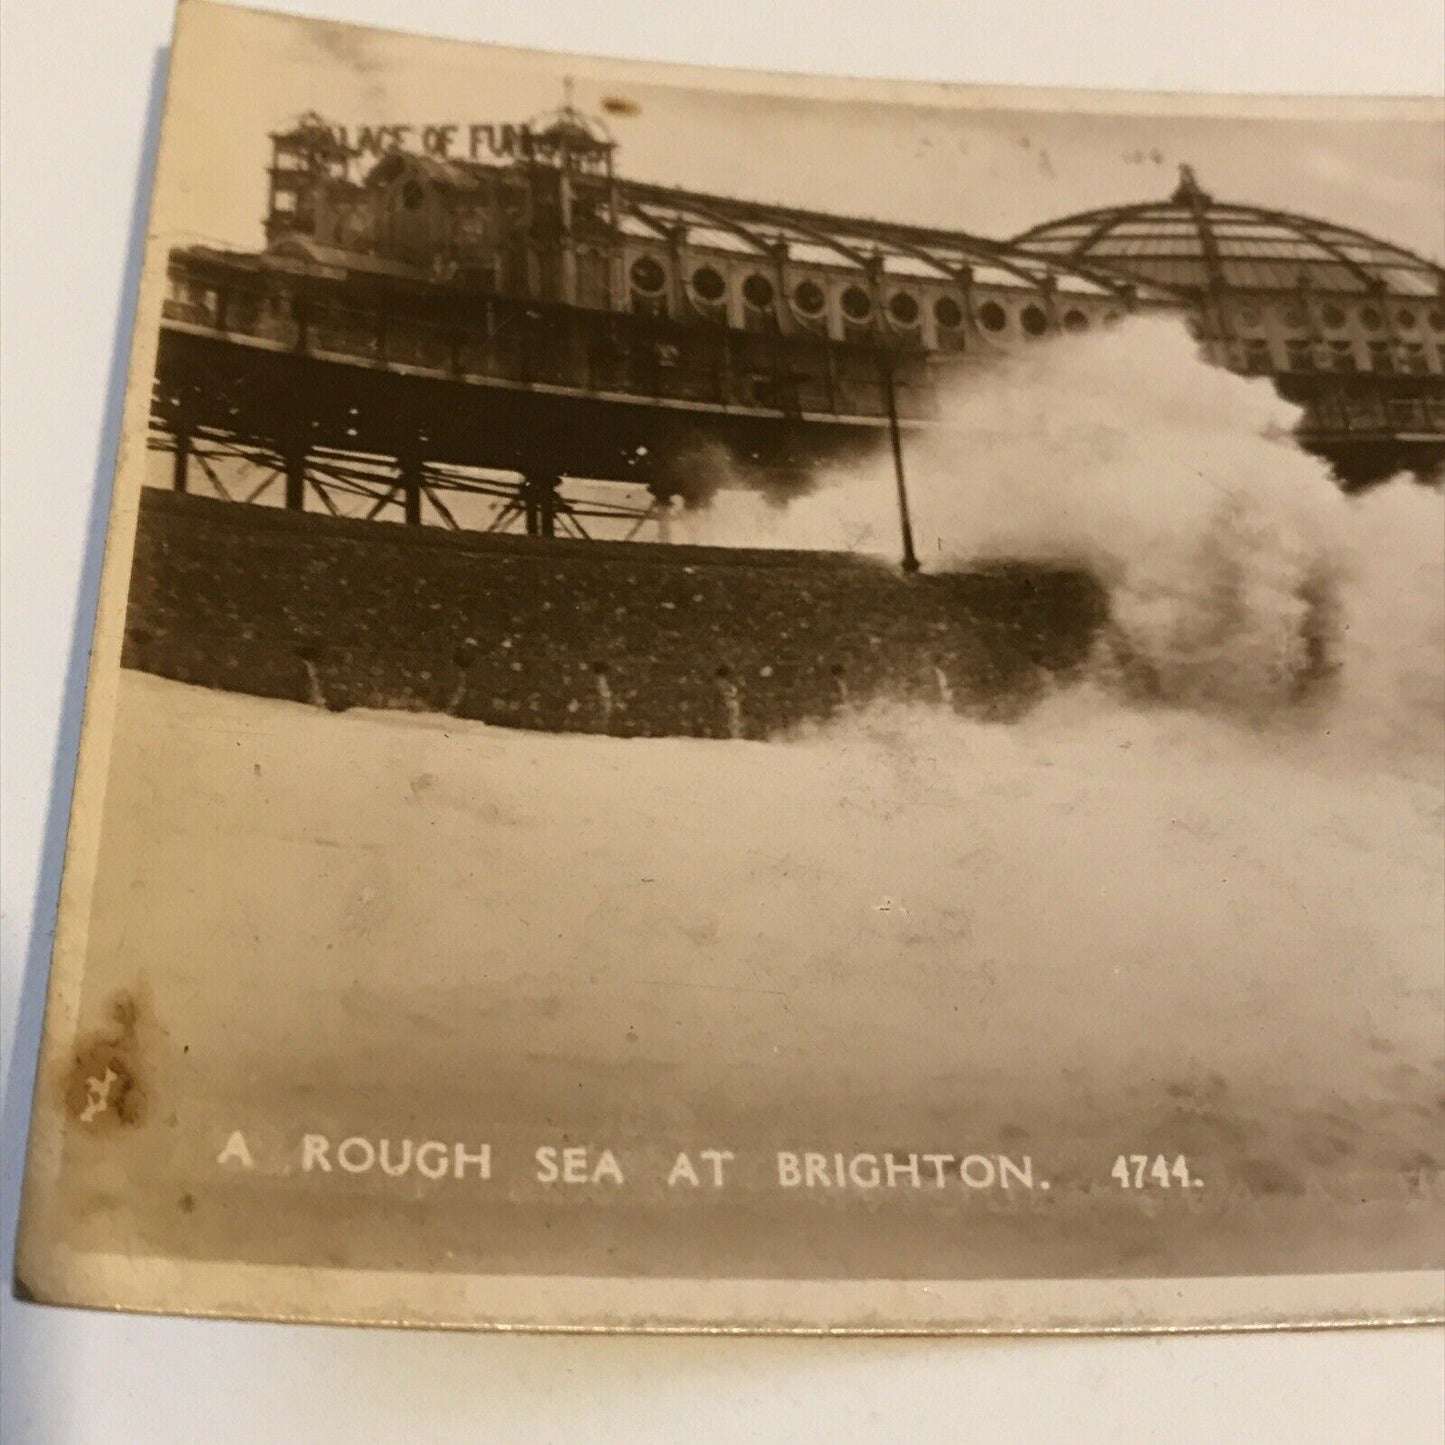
[1111,1154,1199,1189]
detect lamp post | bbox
[878,342,920,574]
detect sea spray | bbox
[678,317,1381,718]
[736,320,1443,1082]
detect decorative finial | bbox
[1172,163,1213,207]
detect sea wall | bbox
[120,489,1108,738]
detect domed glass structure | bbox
[1015,168,1444,486]
[1014,166,1443,301]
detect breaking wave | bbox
[677,316,1441,735]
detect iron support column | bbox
[172,427,191,493]
[401,446,423,526]
[522,472,561,537]
[284,442,307,512]
[523,474,540,535]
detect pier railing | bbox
[161,268,945,423]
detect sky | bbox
[153,2,1445,263]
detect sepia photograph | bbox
[10,0,1445,1334]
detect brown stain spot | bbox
[601,96,641,118]
[63,991,147,1129]
[178,1192,196,1214]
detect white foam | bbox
[679,316,1442,733]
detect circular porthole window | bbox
[1235,304,1262,328]
[691,266,727,303]
[1428,307,1445,332]
[1359,305,1384,330]
[742,273,775,309]
[1020,304,1049,337]
[1062,308,1089,333]
[1397,308,1418,329]
[977,300,1008,333]
[933,295,964,330]
[887,292,920,326]
[793,279,827,316]
[1321,302,1347,329]
[629,255,667,294]
[1281,303,1307,328]
[840,285,873,322]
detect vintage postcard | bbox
[14,0,1444,1332]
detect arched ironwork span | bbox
[1013,166,1444,299]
